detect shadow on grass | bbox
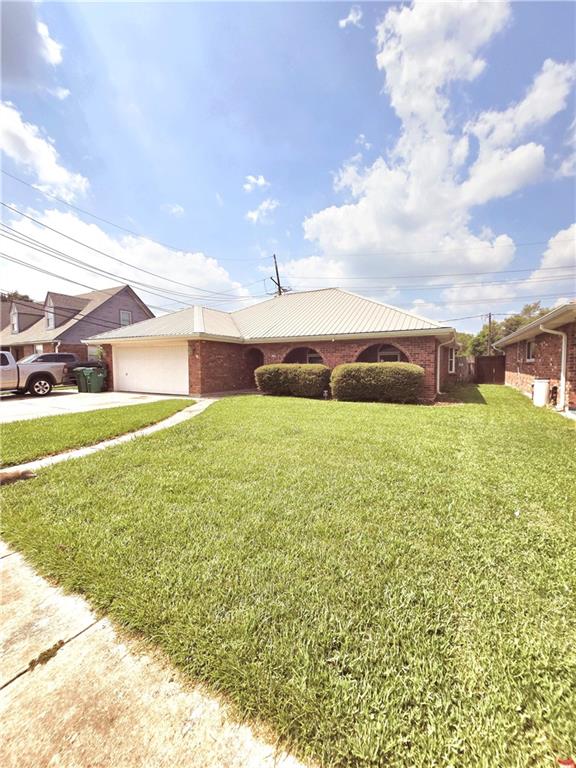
[438,384,488,405]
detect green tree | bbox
[468,302,550,357]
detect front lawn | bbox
[0,399,192,467]
[2,386,575,766]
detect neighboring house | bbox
[496,302,576,411]
[0,285,154,361]
[87,288,458,401]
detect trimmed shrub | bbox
[330,362,425,403]
[255,364,331,398]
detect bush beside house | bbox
[330,362,425,403]
[255,364,331,398]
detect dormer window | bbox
[10,307,19,334]
[46,298,55,329]
[120,309,132,326]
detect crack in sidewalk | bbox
[0,619,102,691]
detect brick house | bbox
[495,302,576,411]
[88,288,458,402]
[0,285,153,361]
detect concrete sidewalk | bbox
[0,545,306,768]
[0,391,193,424]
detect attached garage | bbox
[113,344,189,395]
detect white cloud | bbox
[246,198,279,223]
[467,59,576,150]
[519,224,576,295]
[215,192,224,207]
[1,207,250,311]
[2,3,64,87]
[161,203,185,217]
[557,119,576,178]
[50,86,71,101]
[355,133,372,151]
[339,6,363,30]
[36,21,63,66]
[243,174,269,193]
[0,101,88,202]
[285,0,574,310]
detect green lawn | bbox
[0,399,193,467]
[2,386,575,767]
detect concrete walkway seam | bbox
[0,398,216,477]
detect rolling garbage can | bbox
[87,368,106,393]
[74,367,90,393]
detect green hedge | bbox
[255,364,331,398]
[330,362,425,403]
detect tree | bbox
[467,302,550,357]
[456,331,474,355]
[0,290,33,303]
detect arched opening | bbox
[283,347,324,364]
[356,344,408,363]
[245,347,264,387]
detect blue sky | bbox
[1,1,575,331]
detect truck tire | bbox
[28,375,53,397]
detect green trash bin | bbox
[86,368,106,393]
[74,367,90,393]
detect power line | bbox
[0,251,267,314]
[6,298,150,334]
[1,169,269,264]
[0,226,262,306]
[0,203,253,298]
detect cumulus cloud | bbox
[1,2,66,93]
[1,207,250,311]
[50,86,71,101]
[285,0,574,314]
[243,174,269,193]
[0,102,88,202]
[339,6,363,30]
[161,203,185,217]
[246,198,279,223]
[355,133,372,151]
[36,21,63,66]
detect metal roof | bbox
[89,288,451,343]
[496,302,576,347]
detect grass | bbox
[0,398,193,466]
[2,385,575,766]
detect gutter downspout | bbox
[539,324,568,410]
[436,336,455,396]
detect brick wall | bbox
[186,336,444,402]
[188,340,259,395]
[101,344,114,391]
[58,343,89,361]
[503,321,576,408]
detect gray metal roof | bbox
[89,288,450,343]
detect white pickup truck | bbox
[0,351,68,396]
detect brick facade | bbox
[105,335,457,401]
[182,336,448,402]
[503,321,576,408]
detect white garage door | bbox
[114,345,189,395]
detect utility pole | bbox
[487,312,493,356]
[271,254,284,296]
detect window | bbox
[377,345,401,363]
[119,309,132,326]
[37,353,77,363]
[35,344,43,354]
[306,351,323,364]
[526,340,536,362]
[448,347,456,374]
[46,298,55,329]
[87,345,100,359]
[10,308,18,334]
[0,353,9,366]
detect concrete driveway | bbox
[0,391,191,424]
